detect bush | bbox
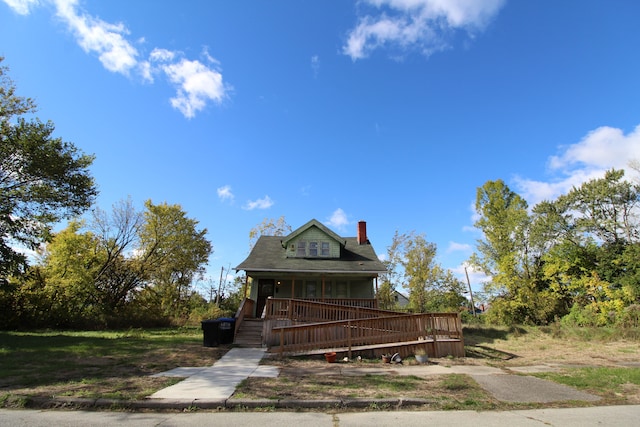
[186,304,233,327]
[617,304,640,329]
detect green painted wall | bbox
[285,226,340,258]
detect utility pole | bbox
[216,266,224,306]
[464,266,477,317]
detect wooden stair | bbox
[234,318,263,347]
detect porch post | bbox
[242,274,248,298]
[291,277,295,299]
[321,275,325,301]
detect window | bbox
[309,241,318,256]
[306,281,317,297]
[297,241,306,256]
[336,281,348,298]
[321,242,330,256]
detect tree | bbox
[537,170,640,324]
[139,200,212,320]
[89,197,144,315]
[385,231,464,313]
[403,233,439,313]
[560,169,639,244]
[0,58,97,275]
[248,216,291,249]
[17,198,212,328]
[470,180,553,324]
[38,220,106,327]
[376,231,405,310]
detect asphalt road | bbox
[1,406,639,427]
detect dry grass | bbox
[2,325,639,410]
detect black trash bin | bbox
[217,317,236,344]
[201,319,220,347]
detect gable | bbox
[235,219,387,275]
[282,219,344,259]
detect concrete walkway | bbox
[148,347,277,401]
[148,349,600,405]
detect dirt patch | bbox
[234,366,494,409]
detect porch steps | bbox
[234,318,263,348]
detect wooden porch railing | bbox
[270,312,463,357]
[304,298,378,308]
[234,298,255,336]
[264,298,393,322]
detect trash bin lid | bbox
[217,317,235,322]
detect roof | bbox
[235,235,387,274]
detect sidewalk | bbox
[147,348,601,407]
[148,347,278,401]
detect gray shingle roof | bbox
[235,235,387,274]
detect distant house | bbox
[235,219,387,317]
[393,290,410,308]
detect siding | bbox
[285,226,340,258]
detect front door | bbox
[255,279,275,317]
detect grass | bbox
[0,328,227,404]
[534,367,640,403]
[1,324,639,411]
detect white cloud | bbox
[217,185,234,202]
[53,0,138,74]
[325,208,349,231]
[515,124,640,206]
[446,241,472,253]
[343,0,505,60]
[311,55,320,77]
[149,48,176,63]
[2,0,39,15]
[4,0,229,119]
[162,58,226,119]
[243,196,274,210]
[148,48,228,118]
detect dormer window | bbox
[309,242,318,256]
[321,242,330,256]
[297,241,306,256]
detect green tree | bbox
[537,170,640,324]
[403,233,439,313]
[470,180,556,324]
[561,169,639,244]
[0,58,97,275]
[38,220,105,327]
[139,200,212,321]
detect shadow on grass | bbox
[462,325,527,361]
[0,330,224,390]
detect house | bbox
[232,219,465,359]
[235,219,387,317]
[393,290,410,308]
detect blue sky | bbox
[2,0,640,295]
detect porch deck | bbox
[259,298,465,359]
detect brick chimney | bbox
[357,220,368,245]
